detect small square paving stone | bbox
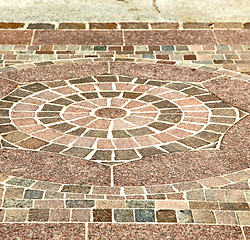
[177,210,194,223]
[2,131,29,143]
[91,150,112,161]
[96,200,125,209]
[93,209,112,222]
[21,83,48,92]
[158,114,182,123]
[182,87,208,96]
[63,147,93,158]
[37,112,61,117]
[195,131,222,142]
[16,137,49,149]
[156,200,189,210]
[225,190,246,202]
[160,142,191,153]
[161,45,175,51]
[67,127,87,136]
[61,185,91,194]
[5,209,28,222]
[49,209,71,222]
[196,93,221,102]
[2,96,21,103]
[95,75,117,82]
[10,89,32,97]
[39,117,64,124]
[92,187,120,195]
[135,209,155,222]
[99,91,121,98]
[41,104,63,112]
[3,199,33,208]
[126,200,155,209]
[236,212,250,225]
[204,124,229,133]
[84,130,108,138]
[219,202,249,211]
[148,122,173,131]
[173,181,203,192]
[44,192,64,199]
[0,109,9,117]
[123,92,142,99]
[71,209,91,222]
[6,177,35,187]
[124,187,145,195]
[114,209,134,222]
[114,149,139,161]
[147,194,166,200]
[49,122,75,133]
[66,193,85,199]
[211,109,236,116]
[0,124,17,134]
[4,187,24,199]
[167,193,184,200]
[1,140,17,148]
[40,144,67,153]
[32,181,61,192]
[112,130,131,138]
[199,177,230,187]
[127,127,154,136]
[215,211,238,225]
[186,190,205,201]
[51,98,74,106]
[24,189,44,199]
[66,94,86,102]
[205,189,226,202]
[205,102,231,108]
[221,181,250,190]
[34,200,64,209]
[189,201,219,210]
[66,200,95,208]
[153,100,178,109]
[192,210,216,224]
[28,209,50,222]
[138,95,163,102]
[146,185,175,194]
[0,118,11,124]
[178,137,210,149]
[137,146,165,157]
[27,23,55,29]
[156,210,177,223]
[0,101,13,108]
[69,77,95,84]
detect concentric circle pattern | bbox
[0,74,242,164]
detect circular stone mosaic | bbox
[0,74,242,164]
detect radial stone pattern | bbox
[0,74,244,165]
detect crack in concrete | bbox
[153,0,160,13]
[152,0,164,21]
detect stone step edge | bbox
[0,22,249,30]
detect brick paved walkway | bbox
[0,22,249,239]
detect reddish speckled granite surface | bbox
[88,223,245,240]
[110,62,221,83]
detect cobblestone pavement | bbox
[0,22,249,239]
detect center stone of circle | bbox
[95,107,127,119]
